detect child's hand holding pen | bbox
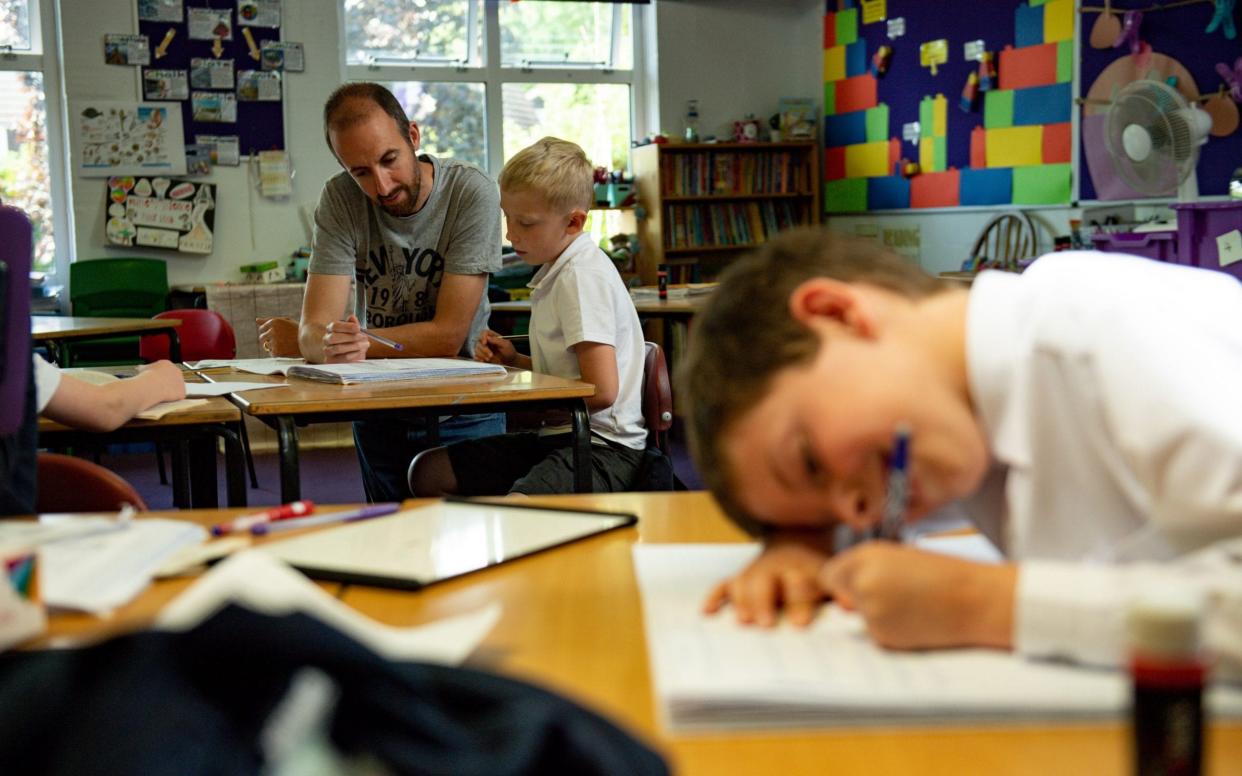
[474,329,523,368]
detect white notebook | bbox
[633,543,1242,731]
[285,358,507,385]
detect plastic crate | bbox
[1091,231,1178,263]
[1170,201,1242,279]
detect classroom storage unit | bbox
[633,142,820,284]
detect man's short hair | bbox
[498,137,594,212]
[678,228,947,534]
[323,82,411,153]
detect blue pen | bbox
[250,503,400,535]
[879,424,912,542]
[361,329,404,352]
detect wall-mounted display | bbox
[105,175,216,254]
[74,101,186,177]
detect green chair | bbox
[66,258,169,366]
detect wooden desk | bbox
[209,368,597,502]
[31,315,182,364]
[38,396,247,508]
[40,492,1242,775]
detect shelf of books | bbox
[633,141,820,284]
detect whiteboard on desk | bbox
[260,500,636,590]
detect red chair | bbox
[139,309,235,362]
[642,341,674,454]
[139,310,260,489]
[36,452,148,512]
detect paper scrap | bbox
[157,552,501,665]
[1217,230,1242,268]
[886,17,905,39]
[41,518,206,614]
[185,381,285,397]
[187,357,303,374]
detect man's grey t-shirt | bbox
[309,154,502,357]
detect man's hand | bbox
[475,328,518,366]
[818,543,1017,650]
[321,314,370,363]
[703,534,834,627]
[257,317,302,357]
[135,360,187,402]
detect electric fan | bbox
[1104,79,1212,200]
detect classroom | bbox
[3,0,1242,773]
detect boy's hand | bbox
[323,314,370,363]
[818,543,1017,650]
[702,535,833,627]
[257,316,302,357]
[136,360,187,402]
[475,329,518,366]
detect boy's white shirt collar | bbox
[527,232,595,291]
[965,269,1032,470]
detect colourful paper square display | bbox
[824,45,847,83]
[1012,163,1071,204]
[836,8,859,45]
[826,177,867,212]
[986,125,1044,167]
[984,90,1015,129]
[1043,0,1073,42]
[846,141,892,178]
[911,169,961,208]
[998,44,1059,90]
[865,104,889,143]
[824,11,836,48]
[836,74,878,113]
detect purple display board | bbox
[1080,6,1241,200]
[839,0,1021,174]
[138,4,286,157]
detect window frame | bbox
[1,0,71,278]
[342,0,652,175]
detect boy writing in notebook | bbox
[683,228,1242,670]
[407,137,647,495]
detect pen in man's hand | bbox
[879,424,911,542]
[360,329,404,351]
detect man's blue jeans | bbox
[353,413,506,502]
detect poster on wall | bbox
[104,176,216,254]
[137,0,183,23]
[73,101,186,177]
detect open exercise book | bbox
[633,543,1242,731]
[187,357,507,385]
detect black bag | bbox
[0,605,669,776]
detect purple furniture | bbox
[0,205,32,435]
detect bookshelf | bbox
[632,142,820,284]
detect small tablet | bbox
[258,499,637,589]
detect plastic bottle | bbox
[1127,589,1206,776]
[684,100,700,143]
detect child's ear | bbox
[788,278,877,338]
[566,209,588,234]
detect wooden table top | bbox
[208,366,595,416]
[492,297,705,316]
[36,492,1242,775]
[30,316,181,340]
[37,395,240,433]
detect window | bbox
[343,0,648,176]
[0,0,68,275]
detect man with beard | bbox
[258,82,504,502]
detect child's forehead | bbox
[500,187,561,214]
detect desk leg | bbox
[217,424,248,508]
[170,441,191,508]
[166,329,182,363]
[188,434,219,508]
[570,399,592,493]
[276,416,301,502]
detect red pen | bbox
[211,500,315,536]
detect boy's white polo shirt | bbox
[526,232,646,450]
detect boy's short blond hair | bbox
[678,228,948,535]
[499,137,595,212]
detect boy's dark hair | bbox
[678,228,947,535]
[323,82,412,154]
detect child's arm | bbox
[818,543,1017,650]
[41,361,187,432]
[475,329,531,370]
[702,530,835,627]
[572,341,618,412]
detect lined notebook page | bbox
[632,544,1242,730]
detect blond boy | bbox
[408,138,647,495]
[682,228,1242,671]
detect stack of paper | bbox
[630,282,717,301]
[632,544,1242,731]
[286,358,507,385]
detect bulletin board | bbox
[823,0,1075,212]
[137,0,287,157]
[1079,3,1242,201]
